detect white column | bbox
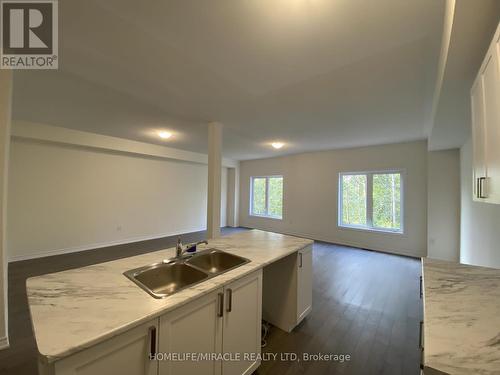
[227,165,240,227]
[207,122,222,239]
[0,70,12,350]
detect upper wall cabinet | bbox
[471,22,500,204]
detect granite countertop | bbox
[27,230,313,364]
[422,258,500,375]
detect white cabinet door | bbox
[471,22,500,203]
[222,270,262,375]
[54,320,158,375]
[262,247,313,332]
[483,33,500,202]
[158,289,223,375]
[471,77,487,200]
[297,246,312,323]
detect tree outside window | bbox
[251,176,283,219]
[340,171,403,233]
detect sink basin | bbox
[124,262,208,298]
[124,249,250,298]
[186,249,250,275]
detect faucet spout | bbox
[174,237,208,259]
[175,237,184,258]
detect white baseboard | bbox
[323,237,425,259]
[240,225,425,259]
[8,227,207,263]
[0,336,9,350]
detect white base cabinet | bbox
[46,320,158,375]
[158,270,262,375]
[222,271,262,375]
[158,289,223,375]
[297,246,313,323]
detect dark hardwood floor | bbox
[257,241,423,375]
[0,229,422,375]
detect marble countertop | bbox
[422,258,500,375]
[27,230,313,364]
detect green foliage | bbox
[252,178,266,215]
[373,174,401,230]
[251,176,283,218]
[268,177,283,217]
[342,175,367,225]
[341,173,401,231]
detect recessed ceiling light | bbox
[271,142,284,149]
[158,131,172,139]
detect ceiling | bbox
[11,0,474,160]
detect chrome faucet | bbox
[175,237,208,258]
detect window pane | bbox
[252,178,266,215]
[373,173,401,231]
[342,175,367,226]
[268,177,283,218]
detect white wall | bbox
[239,141,428,258]
[7,132,229,262]
[460,138,500,268]
[427,149,460,261]
[226,167,240,227]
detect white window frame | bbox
[338,170,405,234]
[249,175,283,220]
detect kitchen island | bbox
[27,230,313,375]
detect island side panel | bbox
[262,244,313,332]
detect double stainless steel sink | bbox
[124,249,250,299]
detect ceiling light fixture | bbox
[158,131,172,139]
[271,142,284,149]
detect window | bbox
[250,176,283,219]
[339,171,403,233]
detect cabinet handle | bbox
[217,292,224,317]
[419,320,424,369]
[477,177,481,198]
[419,276,423,299]
[226,288,232,312]
[479,177,487,198]
[420,348,424,370]
[149,326,156,359]
[299,252,303,268]
[419,321,423,349]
